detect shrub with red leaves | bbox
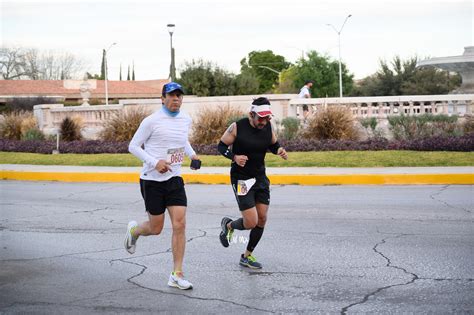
[1,134,472,154]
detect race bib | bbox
[237,178,256,196]
[166,147,185,165]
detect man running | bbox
[125,82,199,290]
[298,80,314,98]
[217,97,288,269]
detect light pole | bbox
[256,65,281,75]
[104,42,116,105]
[254,65,282,88]
[327,14,351,98]
[167,23,176,81]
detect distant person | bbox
[298,80,314,98]
[125,82,201,290]
[301,104,312,128]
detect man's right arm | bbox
[128,118,159,168]
[218,122,248,166]
[217,122,237,160]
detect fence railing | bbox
[34,94,473,139]
[289,94,474,119]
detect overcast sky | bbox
[1,0,472,81]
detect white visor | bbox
[250,104,272,117]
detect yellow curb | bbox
[267,174,474,185]
[1,171,139,183]
[1,171,473,185]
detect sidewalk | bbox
[1,164,473,185]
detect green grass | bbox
[0,151,473,167]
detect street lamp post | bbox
[256,65,280,75]
[167,23,176,81]
[254,65,282,89]
[327,14,351,98]
[104,42,116,106]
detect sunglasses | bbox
[256,115,271,122]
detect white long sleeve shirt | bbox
[128,107,196,182]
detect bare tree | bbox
[0,47,28,79]
[24,48,41,79]
[1,47,86,80]
[58,52,85,80]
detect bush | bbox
[359,117,377,135]
[0,140,130,154]
[60,117,82,141]
[279,137,393,152]
[3,134,472,154]
[63,100,81,107]
[227,113,247,125]
[99,106,150,142]
[278,134,474,152]
[58,140,129,153]
[22,128,45,141]
[191,105,245,145]
[279,117,300,140]
[89,99,103,105]
[398,135,474,151]
[0,111,38,140]
[190,143,219,155]
[304,106,360,140]
[0,112,22,140]
[21,114,38,136]
[3,97,62,113]
[388,114,460,140]
[461,116,474,135]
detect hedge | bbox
[1,134,473,154]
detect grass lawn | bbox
[0,151,472,167]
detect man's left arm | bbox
[185,140,201,170]
[185,140,198,160]
[269,130,288,160]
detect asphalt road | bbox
[1,181,473,314]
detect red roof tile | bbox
[0,79,170,97]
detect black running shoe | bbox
[219,217,233,247]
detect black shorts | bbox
[231,174,270,211]
[140,176,187,215]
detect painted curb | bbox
[1,171,473,185]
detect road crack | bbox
[341,234,418,314]
[112,229,272,313]
[430,185,472,214]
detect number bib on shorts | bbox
[167,147,185,165]
[237,178,256,196]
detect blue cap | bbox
[162,82,184,95]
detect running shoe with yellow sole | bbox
[219,217,233,247]
[239,254,262,269]
[124,220,138,254]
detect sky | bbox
[1,0,472,81]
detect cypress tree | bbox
[100,49,106,80]
[132,61,135,80]
[127,65,130,80]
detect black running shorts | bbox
[140,176,187,215]
[230,174,270,211]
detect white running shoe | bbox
[167,273,193,290]
[124,221,138,254]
